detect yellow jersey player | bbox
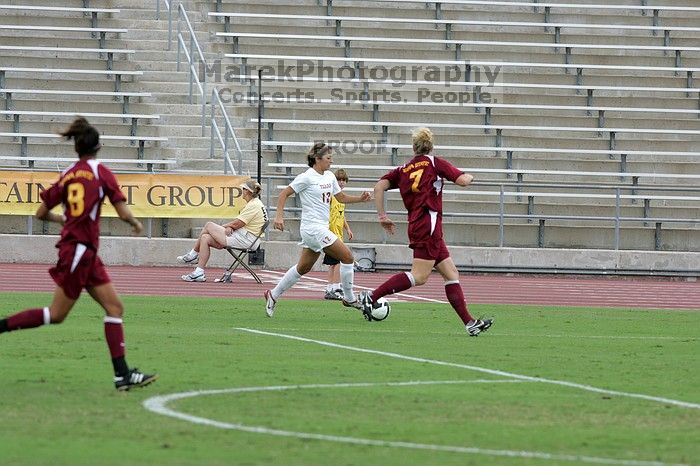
[322,169,353,300]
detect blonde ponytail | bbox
[412,127,434,155]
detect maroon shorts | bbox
[411,238,450,264]
[49,243,111,300]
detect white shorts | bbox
[299,224,338,253]
[226,228,260,251]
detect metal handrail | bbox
[155,0,172,45]
[161,3,244,175]
[174,3,207,135]
[210,88,243,175]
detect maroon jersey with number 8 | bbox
[40,159,126,250]
[381,155,464,247]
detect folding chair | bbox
[216,220,269,284]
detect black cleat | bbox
[466,318,493,337]
[114,368,159,391]
[357,290,375,320]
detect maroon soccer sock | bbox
[445,282,474,325]
[104,317,126,360]
[5,307,49,331]
[372,272,414,301]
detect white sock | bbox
[190,248,198,256]
[326,283,334,292]
[194,267,204,275]
[340,262,356,302]
[334,282,342,291]
[272,265,302,300]
[405,272,416,286]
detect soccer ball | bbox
[366,298,390,322]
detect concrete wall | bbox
[2,234,698,276]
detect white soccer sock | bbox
[405,272,416,286]
[272,265,302,300]
[340,263,356,302]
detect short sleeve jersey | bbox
[235,197,268,236]
[40,159,126,250]
[328,196,346,239]
[289,168,341,229]
[381,155,463,223]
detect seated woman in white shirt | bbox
[178,179,268,282]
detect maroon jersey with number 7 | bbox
[381,155,464,247]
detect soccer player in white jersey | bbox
[264,142,371,317]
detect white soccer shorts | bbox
[299,224,338,253]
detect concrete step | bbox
[261,127,700,147]
[0,141,166,159]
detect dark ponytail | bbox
[307,141,332,167]
[59,117,101,157]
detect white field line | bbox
[143,380,689,466]
[263,327,693,340]
[236,328,700,410]
[262,269,446,304]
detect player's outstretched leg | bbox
[263,265,302,317]
[0,307,50,333]
[373,272,415,302]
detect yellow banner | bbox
[0,171,250,218]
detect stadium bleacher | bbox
[201,0,699,253]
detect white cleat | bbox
[264,289,277,317]
[341,298,363,310]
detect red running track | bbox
[0,263,698,310]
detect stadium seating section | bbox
[1,0,698,251]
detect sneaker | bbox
[177,251,198,264]
[324,289,343,300]
[466,318,494,337]
[114,368,159,391]
[264,289,277,317]
[181,271,206,282]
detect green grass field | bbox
[1,291,698,466]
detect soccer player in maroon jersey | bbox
[0,117,158,390]
[358,128,493,336]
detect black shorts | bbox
[322,253,340,266]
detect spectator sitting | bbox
[178,179,268,282]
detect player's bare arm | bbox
[334,191,370,204]
[373,179,396,235]
[274,186,295,230]
[455,173,474,187]
[344,219,353,240]
[113,201,143,235]
[35,202,65,225]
